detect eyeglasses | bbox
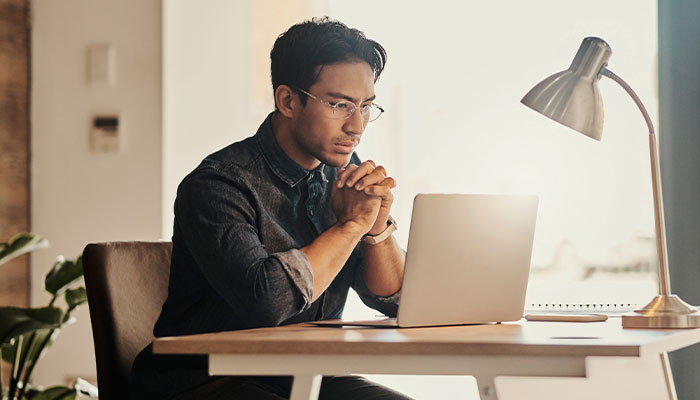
[295,87,384,123]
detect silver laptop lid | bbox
[397,194,539,327]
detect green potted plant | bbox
[0,233,97,399]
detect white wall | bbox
[31,0,162,386]
[161,0,254,238]
[162,0,316,238]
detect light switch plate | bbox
[87,44,116,87]
[91,115,120,152]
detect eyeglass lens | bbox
[332,101,382,122]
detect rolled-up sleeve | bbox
[271,249,314,303]
[175,167,313,327]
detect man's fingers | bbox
[379,177,397,189]
[354,166,387,190]
[361,177,396,199]
[336,164,359,188]
[363,182,395,198]
[336,161,395,191]
[344,160,377,188]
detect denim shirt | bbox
[131,113,401,398]
[153,113,399,339]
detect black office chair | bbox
[83,241,172,400]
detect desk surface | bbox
[153,318,700,358]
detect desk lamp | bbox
[521,37,700,328]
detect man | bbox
[131,17,410,399]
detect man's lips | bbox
[333,141,357,153]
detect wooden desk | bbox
[153,319,700,400]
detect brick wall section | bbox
[0,0,30,308]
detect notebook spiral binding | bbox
[526,303,640,315]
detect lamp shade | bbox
[521,37,612,140]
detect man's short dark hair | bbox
[270,17,387,105]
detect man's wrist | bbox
[336,220,368,239]
[362,217,397,245]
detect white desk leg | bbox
[290,374,322,400]
[660,352,678,400]
[475,376,499,400]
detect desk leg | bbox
[290,374,322,400]
[660,352,678,400]
[475,375,499,400]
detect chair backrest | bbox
[83,241,172,399]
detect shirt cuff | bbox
[272,249,314,306]
[376,289,401,304]
[352,268,401,317]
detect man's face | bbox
[290,61,376,169]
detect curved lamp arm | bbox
[601,68,655,135]
[601,67,671,296]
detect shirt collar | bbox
[256,112,329,187]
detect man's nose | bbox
[343,109,366,136]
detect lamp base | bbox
[622,294,700,329]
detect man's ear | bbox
[275,85,298,118]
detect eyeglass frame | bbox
[293,86,385,123]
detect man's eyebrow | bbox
[326,92,376,103]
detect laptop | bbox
[309,193,539,328]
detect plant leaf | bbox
[0,329,55,364]
[30,385,77,400]
[44,255,83,296]
[65,287,87,309]
[0,233,49,267]
[0,306,62,345]
[63,287,88,323]
[23,386,42,398]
